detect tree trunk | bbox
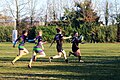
[30,16,33,26]
[16,19,19,27]
[117,23,120,42]
[15,0,19,28]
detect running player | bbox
[12,30,29,65]
[28,31,46,68]
[49,28,71,63]
[69,31,84,62]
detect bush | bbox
[28,25,117,43]
[0,26,13,42]
[35,26,56,42]
[0,25,117,43]
[97,26,117,42]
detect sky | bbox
[0,0,120,24]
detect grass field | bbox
[0,42,120,80]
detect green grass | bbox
[0,42,120,80]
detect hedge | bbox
[0,25,117,43]
[0,26,13,42]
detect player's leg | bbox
[36,51,46,58]
[52,52,62,58]
[62,50,68,63]
[49,52,62,63]
[75,49,84,62]
[49,45,62,62]
[12,50,24,65]
[28,51,36,68]
[22,48,29,55]
[69,47,78,57]
[69,51,77,57]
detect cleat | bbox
[49,57,52,63]
[28,64,32,68]
[79,60,84,63]
[65,59,69,63]
[11,61,14,65]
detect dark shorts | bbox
[33,46,43,53]
[56,45,63,52]
[72,46,79,52]
[18,46,24,50]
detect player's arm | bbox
[49,40,55,48]
[41,44,44,50]
[63,36,72,40]
[28,36,38,43]
[49,36,56,48]
[13,37,20,47]
[28,38,36,42]
[78,35,82,41]
[40,42,44,50]
[42,41,47,44]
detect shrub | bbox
[0,26,13,42]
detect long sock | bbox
[29,55,35,65]
[53,55,61,59]
[12,55,22,63]
[62,50,67,60]
[78,56,81,61]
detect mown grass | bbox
[0,42,120,80]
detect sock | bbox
[12,55,22,63]
[29,59,32,65]
[29,55,35,65]
[78,56,81,61]
[62,50,67,60]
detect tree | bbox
[104,0,109,26]
[27,0,39,26]
[4,0,29,28]
[62,0,100,42]
[63,0,99,28]
[115,14,120,42]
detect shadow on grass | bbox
[11,57,120,79]
[0,56,120,80]
[1,63,120,80]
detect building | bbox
[0,14,14,26]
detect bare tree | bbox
[114,0,120,42]
[25,0,45,26]
[4,0,29,28]
[105,0,109,26]
[27,0,37,26]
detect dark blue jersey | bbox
[72,36,79,47]
[54,33,63,46]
